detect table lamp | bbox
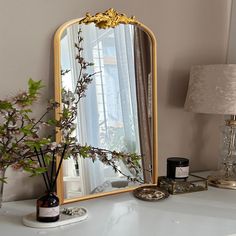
[184,64,236,189]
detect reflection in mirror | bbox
[55,9,157,203]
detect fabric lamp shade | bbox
[184,64,236,115]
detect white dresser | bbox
[1,185,236,236]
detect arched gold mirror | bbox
[54,9,158,204]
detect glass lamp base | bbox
[208,175,236,190]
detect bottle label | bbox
[39,206,60,217]
[175,166,189,178]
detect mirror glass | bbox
[58,21,154,200]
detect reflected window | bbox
[61,24,141,197]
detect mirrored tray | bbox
[158,174,208,194]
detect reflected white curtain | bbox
[63,24,141,195]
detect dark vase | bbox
[36,192,60,222]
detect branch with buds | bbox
[0,28,144,186]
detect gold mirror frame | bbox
[54,8,158,204]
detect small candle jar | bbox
[167,157,189,180]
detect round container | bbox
[167,157,189,179]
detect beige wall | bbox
[0,0,232,201]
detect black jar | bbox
[36,192,60,222]
[167,157,189,180]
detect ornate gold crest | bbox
[79,8,140,29]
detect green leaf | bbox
[34,167,47,174]
[20,124,33,135]
[23,114,30,120]
[28,79,44,98]
[79,146,91,158]
[20,109,32,114]
[25,138,51,150]
[44,155,52,165]
[47,119,57,126]
[23,166,47,176]
[0,177,7,184]
[0,100,12,110]
[25,140,40,150]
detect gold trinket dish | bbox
[133,186,169,201]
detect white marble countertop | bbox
[1,185,236,236]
